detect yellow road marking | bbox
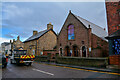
[36,62,120,76]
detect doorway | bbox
[73,46,78,57]
[60,48,63,56]
[82,46,86,57]
[65,46,70,56]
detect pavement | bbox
[36,61,120,74]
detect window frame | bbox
[67,24,75,41]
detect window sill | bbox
[68,39,75,41]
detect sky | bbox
[1,1,108,44]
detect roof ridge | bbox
[23,29,49,42]
[70,12,107,40]
[38,29,47,33]
[72,13,105,30]
[78,16,105,30]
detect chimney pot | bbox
[33,30,38,35]
[47,22,53,30]
[17,36,20,40]
[10,40,12,43]
[13,39,15,43]
[88,25,91,28]
[104,28,106,30]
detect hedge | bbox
[35,56,48,62]
[56,57,108,68]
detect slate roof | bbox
[72,13,108,40]
[1,42,10,46]
[23,29,49,42]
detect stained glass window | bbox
[112,39,120,55]
[68,25,74,40]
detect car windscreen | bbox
[14,50,27,55]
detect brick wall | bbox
[43,50,57,58]
[91,34,109,57]
[109,55,120,65]
[57,12,108,57]
[105,1,120,65]
[57,12,89,57]
[105,2,120,35]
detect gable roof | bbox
[71,12,108,40]
[23,29,56,43]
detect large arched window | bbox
[68,25,74,40]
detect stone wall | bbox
[24,30,57,56]
[24,40,37,55]
[13,36,24,50]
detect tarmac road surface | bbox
[2,61,120,78]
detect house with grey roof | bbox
[57,11,108,57]
[23,23,57,56]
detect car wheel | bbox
[10,59,13,64]
[29,62,32,66]
[25,62,31,66]
[4,64,7,68]
[2,64,7,68]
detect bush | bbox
[56,57,108,68]
[35,56,48,62]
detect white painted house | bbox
[5,43,12,55]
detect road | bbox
[2,60,120,78]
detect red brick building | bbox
[105,1,120,65]
[57,11,108,57]
[106,1,120,35]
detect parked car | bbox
[2,54,8,68]
[0,54,2,68]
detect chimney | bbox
[88,25,91,50]
[47,22,53,30]
[33,30,38,35]
[13,39,15,43]
[10,40,12,43]
[17,36,20,40]
[104,28,106,30]
[88,25,91,28]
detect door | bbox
[82,46,86,57]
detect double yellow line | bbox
[37,62,120,76]
[61,66,120,76]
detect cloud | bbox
[2,4,33,20]
[5,34,14,38]
[2,0,106,2]
[0,37,10,45]
[2,2,107,42]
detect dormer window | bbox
[68,25,75,40]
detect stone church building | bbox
[57,11,108,57]
[23,23,57,56]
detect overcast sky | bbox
[1,2,108,44]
